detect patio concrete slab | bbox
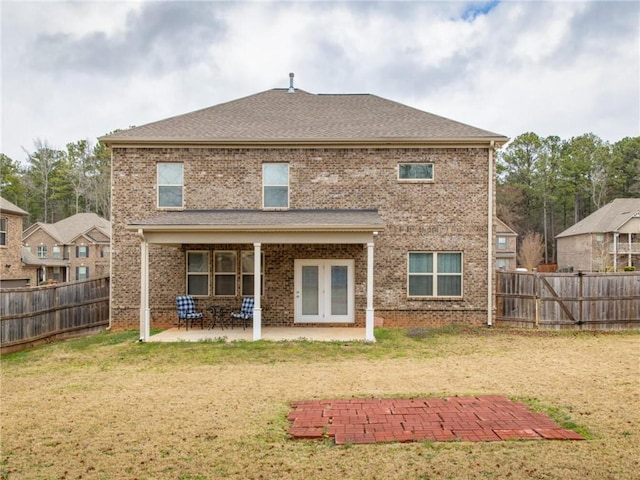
[288,396,585,444]
[149,327,369,343]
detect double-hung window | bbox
[186,251,209,296]
[0,218,6,246]
[263,163,289,209]
[408,252,462,297]
[52,246,61,259]
[37,245,48,258]
[76,266,89,280]
[76,245,89,258]
[241,251,264,296]
[398,163,434,181]
[157,163,183,208]
[214,251,236,296]
[497,236,507,250]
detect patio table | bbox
[206,305,228,330]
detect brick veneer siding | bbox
[1,212,37,287]
[110,147,494,329]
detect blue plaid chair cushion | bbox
[230,297,254,329]
[176,296,204,329]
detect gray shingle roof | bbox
[101,89,507,145]
[130,209,384,230]
[23,213,111,244]
[0,196,28,216]
[556,198,640,238]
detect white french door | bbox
[294,259,354,323]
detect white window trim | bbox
[262,163,290,210]
[397,163,434,182]
[157,162,184,210]
[497,236,508,250]
[407,251,463,298]
[186,250,210,297]
[213,250,237,297]
[37,245,48,258]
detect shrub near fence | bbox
[0,277,110,354]
[496,271,640,330]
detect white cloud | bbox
[1,0,638,163]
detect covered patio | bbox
[149,326,370,343]
[130,209,384,343]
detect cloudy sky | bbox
[1,0,638,162]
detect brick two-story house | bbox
[100,81,508,341]
[22,213,111,284]
[557,198,640,272]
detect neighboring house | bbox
[22,213,111,284]
[0,197,37,288]
[100,80,508,340]
[495,218,518,270]
[556,198,640,272]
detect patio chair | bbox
[175,296,204,330]
[230,297,254,330]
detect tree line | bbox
[497,133,640,264]
[1,139,111,224]
[1,132,638,255]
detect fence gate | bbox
[495,271,640,330]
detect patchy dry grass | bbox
[1,327,638,480]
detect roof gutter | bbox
[100,137,509,150]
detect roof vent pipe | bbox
[288,72,295,93]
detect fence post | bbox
[534,273,540,328]
[577,271,584,327]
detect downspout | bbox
[487,141,495,326]
[106,148,114,330]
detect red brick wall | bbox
[110,147,494,329]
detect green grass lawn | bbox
[1,327,638,480]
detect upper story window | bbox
[37,245,48,258]
[76,245,89,258]
[157,163,183,208]
[497,236,507,250]
[52,246,61,258]
[263,163,289,209]
[0,217,6,246]
[101,246,110,258]
[408,251,462,298]
[187,251,209,296]
[398,163,434,181]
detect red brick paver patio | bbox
[288,395,585,445]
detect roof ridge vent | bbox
[288,72,295,93]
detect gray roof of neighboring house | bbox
[0,196,28,216]
[23,213,111,244]
[100,89,508,146]
[556,198,640,238]
[21,246,68,267]
[129,209,384,231]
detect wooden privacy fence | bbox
[496,271,640,330]
[0,277,110,354]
